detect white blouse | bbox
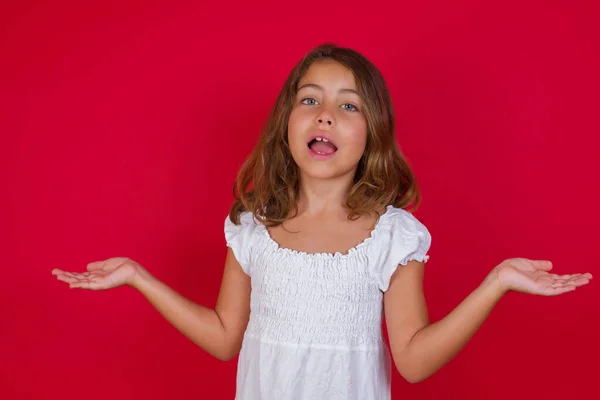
[224,205,432,400]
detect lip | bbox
[306,131,338,149]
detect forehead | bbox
[297,59,357,90]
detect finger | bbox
[55,272,90,283]
[87,261,105,272]
[541,284,576,296]
[53,269,87,276]
[70,280,100,290]
[56,274,78,284]
[563,273,593,280]
[550,279,573,287]
[551,281,581,289]
[551,273,592,280]
[549,274,581,283]
[532,260,553,271]
[553,275,591,286]
[56,274,94,285]
[571,276,591,287]
[550,273,574,279]
[61,272,88,281]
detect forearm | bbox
[397,271,507,382]
[132,267,230,361]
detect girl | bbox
[52,43,592,400]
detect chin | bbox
[297,162,358,181]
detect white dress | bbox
[224,205,432,400]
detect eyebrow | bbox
[297,83,358,95]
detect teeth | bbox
[315,137,329,142]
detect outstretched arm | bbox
[384,258,592,383]
[52,248,251,361]
[133,248,251,361]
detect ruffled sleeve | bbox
[371,207,432,292]
[224,211,259,275]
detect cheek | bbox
[341,120,368,155]
[287,109,311,143]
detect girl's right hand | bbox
[52,257,142,290]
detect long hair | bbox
[228,43,421,226]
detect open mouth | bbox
[307,137,338,155]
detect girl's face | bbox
[288,59,368,181]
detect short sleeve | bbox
[224,212,258,275]
[373,208,432,292]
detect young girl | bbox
[52,43,592,400]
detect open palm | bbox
[496,258,592,296]
[52,257,140,290]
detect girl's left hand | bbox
[491,258,592,296]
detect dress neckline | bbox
[258,205,394,260]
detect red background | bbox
[1,1,599,399]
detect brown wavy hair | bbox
[228,43,421,226]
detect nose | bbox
[316,109,334,126]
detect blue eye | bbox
[300,98,358,111]
[301,98,318,105]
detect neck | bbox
[296,171,355,217]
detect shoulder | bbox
[383,206,430,238]
[224,210,262,274]
[225,210,259,227]
[369,205,432,254]
[224,210,263,240]
[370,206,432,291]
